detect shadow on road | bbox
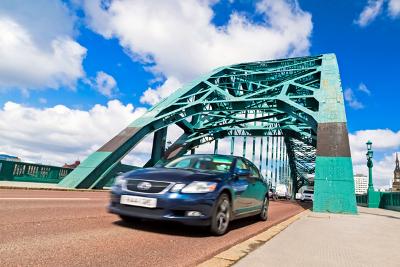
[112,200,311,237]
[113,214,266,238]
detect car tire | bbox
[259,195,269,221]
[210,193,231,236]
[119,215,140,224]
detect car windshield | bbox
[164,155,233,173]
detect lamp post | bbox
[366,140,374,191]
[366,140,379,208]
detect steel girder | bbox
[59,54,356,214]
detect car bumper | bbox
[109,187,216,226]
[301,196,313,201]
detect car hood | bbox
[123,167,225,183]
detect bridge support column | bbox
[314,123,357,214]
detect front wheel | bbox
[259,195,269,221]
[210,193,231,236]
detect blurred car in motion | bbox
[109,154,269,235]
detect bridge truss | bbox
[60,54,357,214]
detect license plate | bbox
[120,195,157,208]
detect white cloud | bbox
[388,0,400,17]
[0,100,146,166]
[358,82,371,95]
[140,77,182,105]
[344,88,364,109]
[349,129,400,188]
[82,0,312,103]
[92,71,118,98]
[0,0,86,90]
[355,0,384,27]
[355,0,400,26]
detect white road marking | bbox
[0,197,92,201]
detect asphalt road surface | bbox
[0,189,308,267]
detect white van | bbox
[300,189,314,202]
[296,186,314,202]
[275,184,290,199]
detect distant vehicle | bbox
[109,154,269,235]
[275,184,290,200]
[268,188,275,199]
[300,190,314,202]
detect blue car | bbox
[109,154,269,235]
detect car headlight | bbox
[170,183,186,193]
[181,181,217,193]
[113,175,126,187]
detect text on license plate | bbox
[120,195,157,208]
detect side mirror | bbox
[235,168,251,177]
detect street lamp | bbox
[366,140,374,191]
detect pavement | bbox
[0,188,308,267]
[0,181,64,189]
[0,181,107,191]
[234,207,400,267]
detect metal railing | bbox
[0,160,73,184]
[356,192,400,212]
[380,192,400,212]
[356,194,368,207]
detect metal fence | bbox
[356,194,368,207]
[0,160,73,184]
[356,192,400,212]
[380,192,400,212]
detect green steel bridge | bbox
[57,54,355,214]
[1,54,367,214]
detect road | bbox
[0,189,308,267]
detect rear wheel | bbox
[210,194,231,236]
[259,195,269,221]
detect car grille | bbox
[126,179,171,193]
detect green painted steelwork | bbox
[356,192,400,212]
[314,157,356,213]
[59,54,356,214]
[0,160,72,183]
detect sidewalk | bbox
[0,181,63,189]
[235,207,400,267]
[0,181,106,191]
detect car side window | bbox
[246,161,261,179]
[235,159,248,170]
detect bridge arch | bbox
[59,54,356,214]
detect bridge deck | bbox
[0,189,307,267]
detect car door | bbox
[245,160,267,209]
[230,158,254,214]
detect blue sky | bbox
[0,0,399,187]
[1,1,399,131]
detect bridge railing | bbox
[380,192,400,212]
[356,194,368,207]
[0,160,73,184]
[356,192,400,212]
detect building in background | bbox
[392,153,400,191]
[354,174,368,195]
